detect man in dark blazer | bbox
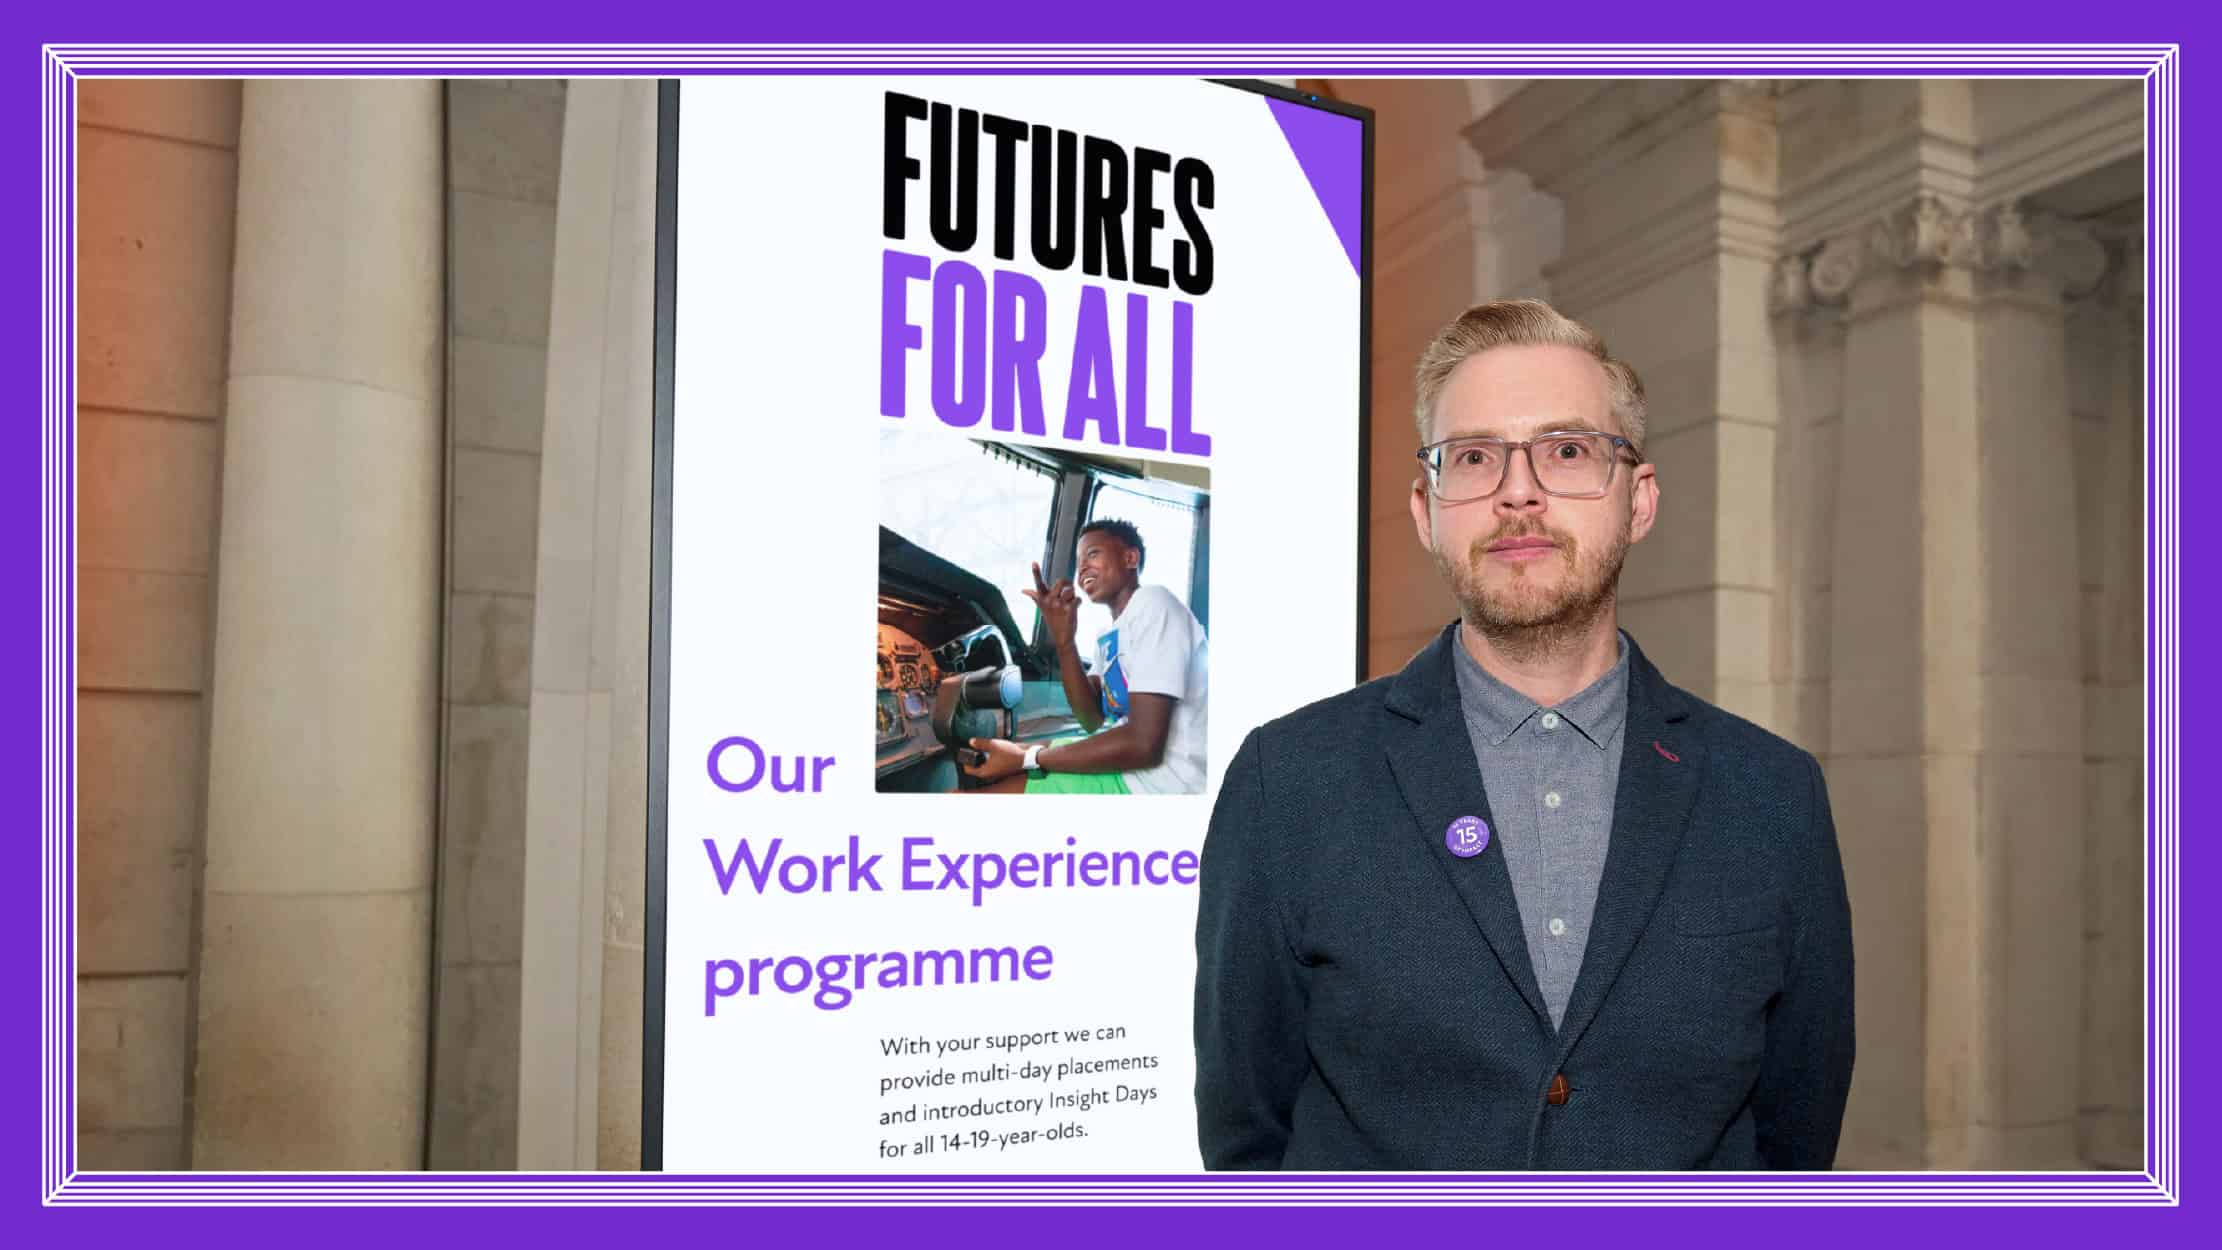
[1194,300,1854,1170]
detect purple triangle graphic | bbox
[1264,96,1363,278]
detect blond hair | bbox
[1411,299,1648,457]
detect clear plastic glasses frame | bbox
[1415,431,1637,502]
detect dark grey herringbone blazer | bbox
[1194,624,1854,1170]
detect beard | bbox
[1430,516,1631,664]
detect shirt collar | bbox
[1451,626,1631,751]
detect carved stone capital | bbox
[2067,231,2145,324]
[1868,193,1980,269]
[2030,216,2111,299]
[1808,232,1870,302]
[1771,193,2110,318]
[1767,253,1812,316]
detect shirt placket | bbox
[1523,718,1552,995]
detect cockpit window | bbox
[1075,476,1204,651]
[881,427,1059,639]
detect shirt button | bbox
[1541,712,1560,730]
[1549,917,1567,937]
[1544,791,1562,810]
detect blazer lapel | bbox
[1381,625,1552,1030]
[1551,641,1704,1061]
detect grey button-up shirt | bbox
[1450,628,1630,1029]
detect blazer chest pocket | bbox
[1656,889,1782,1069]
[1671,888,1783,939]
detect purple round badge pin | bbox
[1445,816,1490,858]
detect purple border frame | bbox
[22,32,2198,1237]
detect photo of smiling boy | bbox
[963,519,1210,795]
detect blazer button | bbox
[1546,1073,1570,1106]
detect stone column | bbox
[192,81,445,1169]
[1780,200,1982,1168]
[1773,194,2106,1168]
[2070,236,2145,1169]
[515,78,658,1171]
[429,78,566,1172]
[1767,284,1843,756]
[1959,205,2105,1170]
[1470,81,1787,729]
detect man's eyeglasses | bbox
[1415,431,1637,503]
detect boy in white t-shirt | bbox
[962,518,1208,795]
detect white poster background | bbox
[663,77,1362,1172]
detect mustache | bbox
[1465,521,1571,556]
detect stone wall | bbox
[75,78,242,1172]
